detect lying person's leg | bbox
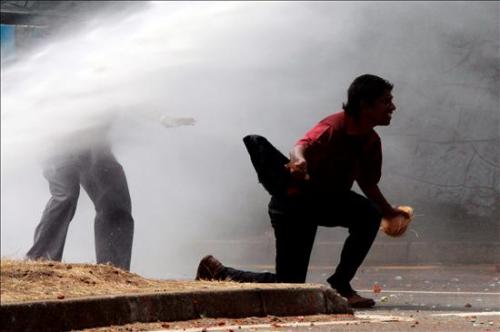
[195,255,277,283]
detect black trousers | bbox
[26,145,134,271]
[220,190,381,293]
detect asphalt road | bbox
[231,264,500,311]
[281,264,500,331]
[316,264,500,312]
[170,264,500,332]
[154,311,499,332]
[80,265,500,332]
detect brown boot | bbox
[343,291,376,308]
[195,255,225,281]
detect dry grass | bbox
[0,259,313,304]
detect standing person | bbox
[195,74,410,308]
[26,126,134,271]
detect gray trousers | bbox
[26,146,134,271]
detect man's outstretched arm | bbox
[360,183,410,219]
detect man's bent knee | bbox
[348,200,382,234]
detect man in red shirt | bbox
[196,74,409,308]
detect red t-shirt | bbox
[296,111,382,196]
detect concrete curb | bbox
[0,285,352,332]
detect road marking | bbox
[358,289,500,296]
[430,311,500,317]
[355,314,415,322]
[151,314,414,332]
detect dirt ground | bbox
[0,259,314,304]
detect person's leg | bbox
[272,222,317,283]
[324,191,382,295]
[270,196,318,283]
[196,197,317,283]
[26,158,80,261]
[81,147,134,271]
[222,267,277,282]
[195,220,317,284]
[196,255,278,283]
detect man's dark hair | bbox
[343,74,393,119]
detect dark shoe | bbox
[343,291,376,308]
[330,281,376,308]
[195,255,225,281]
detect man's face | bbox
[364,90,396,126]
